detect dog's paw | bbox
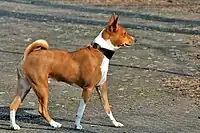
[10,124,21,130]
[113,121,124,127]
[75,124,83,130]
[49,120,62,128]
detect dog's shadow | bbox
[0,106,112,132]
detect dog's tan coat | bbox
[9,15,135,130]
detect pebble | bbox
[24,38,32,42]
[29,102,35,106]
[0,92,5,95]
[118,88,125,91]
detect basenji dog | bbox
[9,14,136,130]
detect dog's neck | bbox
[92,29,119,51]
[92,29,119,59]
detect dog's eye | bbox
[123,32,127,36]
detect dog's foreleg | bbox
[106,111,124,127]
[75,99,86,130]
[97,81,124,127]
[75,88,93,130]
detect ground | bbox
[0,0,200,133]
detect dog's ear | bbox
[108,14,119,32]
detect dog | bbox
[9,14,136,130]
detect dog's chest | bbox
[97,56,109,86]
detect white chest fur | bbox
[97,56,109,86]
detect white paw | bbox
[10,124,21,130]
[75,124,83,130]
[113,121,124,127]
[49,120,62,128]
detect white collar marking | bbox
[94,29,119,86]
[93,29,119,51]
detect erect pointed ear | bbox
[108,14,119,32]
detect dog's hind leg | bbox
[31,81,61,128]
[96,80,124,127]
[9,69,31,130]
[75,87,94,130]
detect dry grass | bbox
[62,0,200,13]
[163,76,200,104]
[163,35,200,104]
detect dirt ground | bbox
[0,0,199,133]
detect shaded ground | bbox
[0,0,199,133]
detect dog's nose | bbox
[134,39,137,43]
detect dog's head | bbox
[102,14,136,49]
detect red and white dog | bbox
[9,15,136,130]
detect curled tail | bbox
[23,39,49,61]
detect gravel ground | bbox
[0,0,199,133]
